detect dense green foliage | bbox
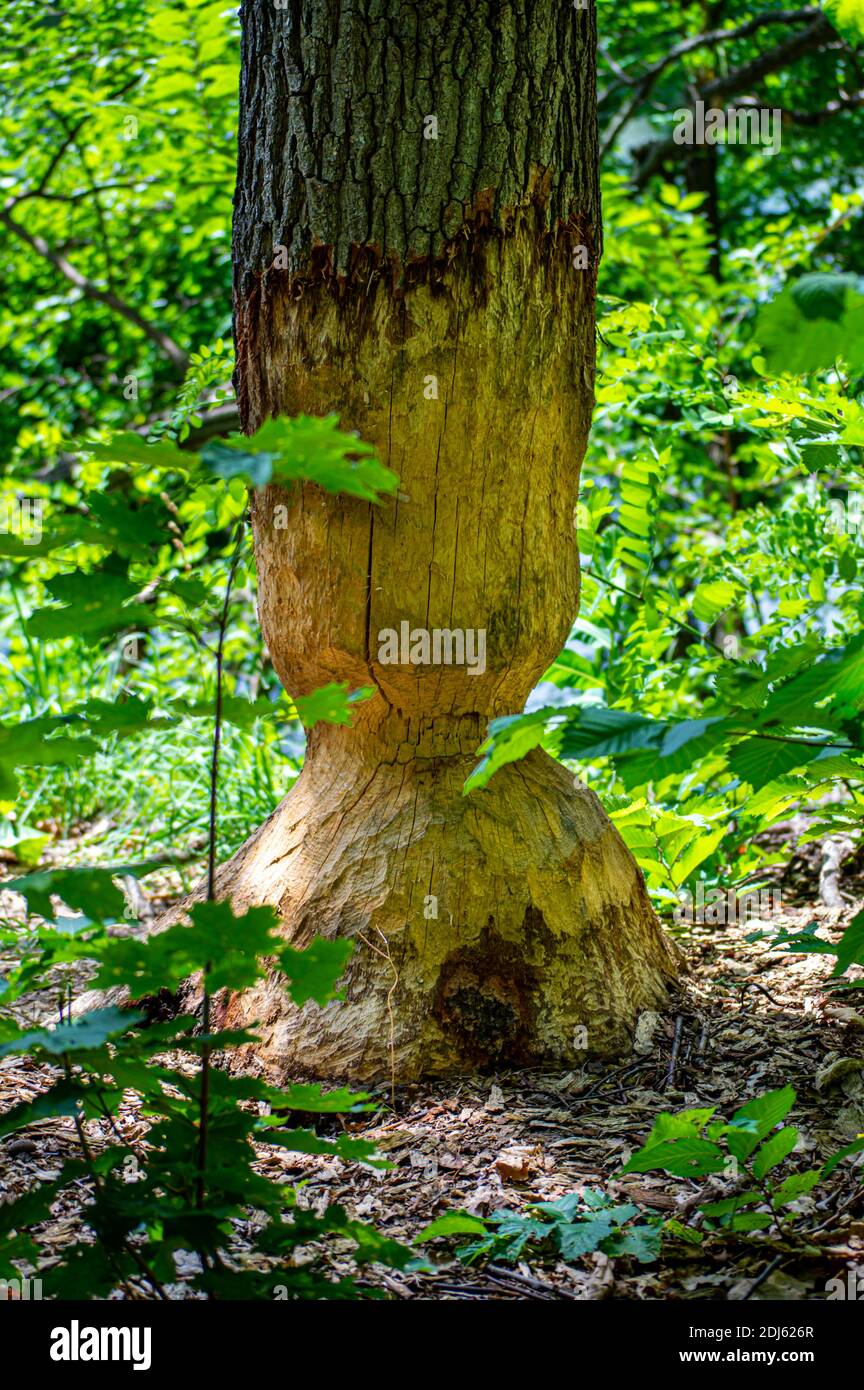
[2,0,864,1299]
[0,892,416,1298]
[416,1086,864,1267]
[3,0,864,913]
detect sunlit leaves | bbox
[201,415,399,502]
[690,579,741,625]
[291,681,375,730]
[618,1087,811,1234]
[462,709,553,794]
[822,0,864,42]
[72,433,193,473]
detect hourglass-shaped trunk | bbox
[211,0,677,1080]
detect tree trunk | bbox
[213,0,677,1080]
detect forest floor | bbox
[1,835,863,1301]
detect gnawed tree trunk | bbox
[210,0,677,1080]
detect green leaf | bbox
[729,737,819,791]
[833,907,864,976]
[604,1224,662,1263]
[0,818,51,866]
[73,432,194,472]
[0,1007,141,1059]
[172,695,284,729]
[700,1191,764,1217]
[463,709,552,794]
[728,1211,774,1232]
[0,716,99,801]
[201,415,399,502]
[415,1212,489,1242]
[670,824,727,888]
[80,493,167,558]
[558,706,669,761]
[267,1082,372,1113]
[292,682,375,730]
[95,900,281,995]
[752,1126,798,1179]
[727,1085,796,1160]
[643,1107,716,1141]
[821,1136,864,1178]
[772,1170,822,1205]
[691,579,740,624]
[28,567,154,644]
[276,937,353,1006]
[3,864,152,921]
[557,1217,615,1259]
[619,1136,726,1177]
[754,273,864,374]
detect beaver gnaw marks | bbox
[434,941,539,1066]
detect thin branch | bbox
[632,14,840,182]
[32,115,91,196]
[60,114,118,294]
[599,9,821,117]
[584,569,728,656]
[0,204,189,373]
[780,90,864,124]
[5,180,157,209]
[701,13,835,105]
[197,520,247,1211]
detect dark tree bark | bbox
[211,0,677,1080]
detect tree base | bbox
[196,725,678,1082]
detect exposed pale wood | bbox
[192,0,679,1080]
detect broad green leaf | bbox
[619,1136,725,1177]
[415,1212,488,1242]
[266,1082,372,1113]
[276,937,353,1006]
[754,273,864,374]
[201,415,399,502]
[292,682,375,730]
[772,1170,822,1205]
[28,569,154,644]
[729,737,819,790]
[604,1224,662,1263]
[727,1085,795,1159]
[95,900,281,995]
[73,432,194,472]
[752,1126,798,1179]
[833,907,864,976]
[557,1218,615,1259]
